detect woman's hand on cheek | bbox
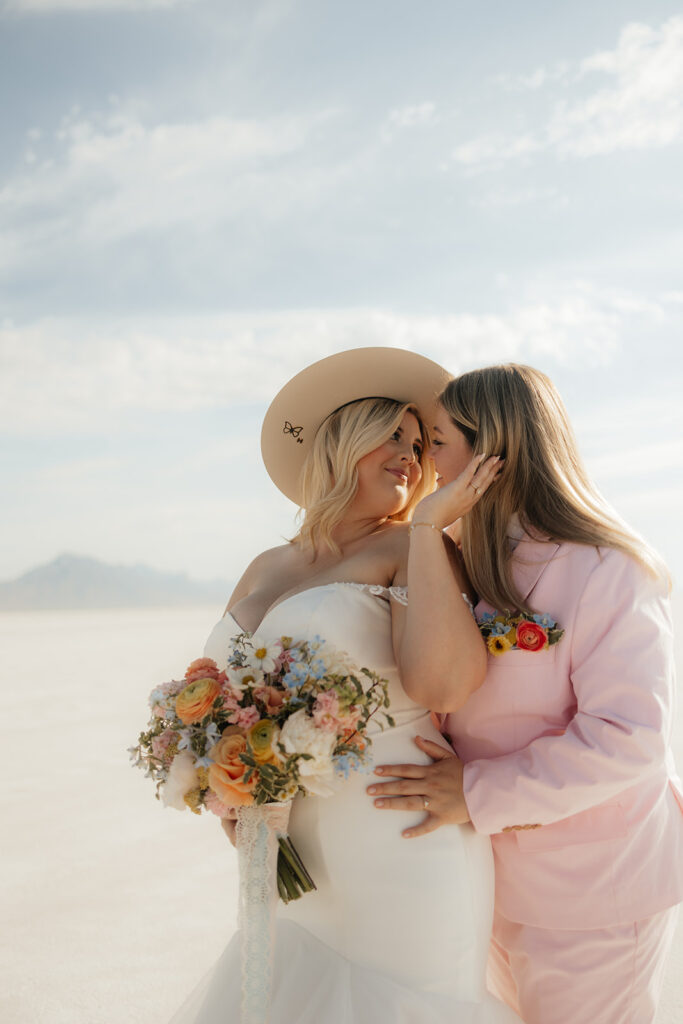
[414,454,502,529]
[367,737,470,838]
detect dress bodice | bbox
[203,582,425,732]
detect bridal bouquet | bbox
[129,631,392,901]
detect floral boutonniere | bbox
[478,611,564,656]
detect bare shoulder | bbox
[226,543,295,609]
[240,543,297,586]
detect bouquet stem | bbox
[277,836,317,903]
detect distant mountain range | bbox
[0,554,231,611]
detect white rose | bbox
[315,641,357,676]
[161,750,199,811]
[279,709,337,797]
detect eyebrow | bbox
[395,425,424,447]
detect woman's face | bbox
[355,411,424,516]
[429,405,474,486]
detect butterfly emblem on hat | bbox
[283,421,304,444]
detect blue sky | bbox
[1,0,682,588]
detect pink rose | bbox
[151,728,179,765]
[219,685,242,713]
[312,691,343,733]
[204,789,235,818]
[229,705,261,730]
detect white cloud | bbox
[0,285,664,434]
[550,18,683,156]
[453,16,683,167]
[381,102,438,142]
[495,62,572,92]
[453,133,541,169]
[0,105,339,267]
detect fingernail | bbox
[375,799,385,807]
[374,767,384,775]
[367,786,377,794]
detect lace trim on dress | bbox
[343,582,473,614]
[343,582,408,605]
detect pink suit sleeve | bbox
[463,548,676,836]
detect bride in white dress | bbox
[170,348,520,1024]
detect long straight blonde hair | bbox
[440,364,669,614]
[293,398,435,555]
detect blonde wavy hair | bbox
[440,364,669,614]
[293,398,435,554]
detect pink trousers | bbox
[487,905,679,1024]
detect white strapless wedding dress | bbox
[171,583,520,1023]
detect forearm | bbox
[398,527,486,711]
[464,709,670,834]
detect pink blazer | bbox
[443,537,683,930]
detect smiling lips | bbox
[386,467,409,484]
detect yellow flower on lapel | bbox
[487,633,515,656]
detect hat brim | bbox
[261,346,451,505]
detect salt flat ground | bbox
[1,601,682,1024]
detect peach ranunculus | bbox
[184,657,225,684]
[208,730,256,807]
[175,676,222,724]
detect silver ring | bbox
[474,485,481,495]
[422,795,430,811]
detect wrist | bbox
[409,521,443,535]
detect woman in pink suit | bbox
[368,364,683,1024]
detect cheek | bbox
[435,448,463,482]
[432,448,448,474]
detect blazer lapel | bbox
[512,536,561,605]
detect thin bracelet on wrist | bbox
[409,521,442,534]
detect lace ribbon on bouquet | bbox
[235,802,292,1024]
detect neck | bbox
[330,513,390,550]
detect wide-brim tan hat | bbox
[261,346,451,505]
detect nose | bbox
[399,444,417,464]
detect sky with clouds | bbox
[1,0,682,589]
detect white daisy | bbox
[245,636,283,674]
[229,665,265,690]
